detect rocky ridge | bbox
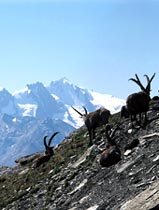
[0,100,159,210]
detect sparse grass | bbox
[109,111,120,126]
[0,113,120,208]
[0,127,90,208]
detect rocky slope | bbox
[0,100,159,210]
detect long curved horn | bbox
[105,124,118,146]
[144,74,149,83]
[129,74,145,92]
[71,106,83,116]
[145,73,155,93]
[129,74,141,84]
[110,124,120,139]
[43,136,48,149]
[105,124,112,141]
[82,106,88,115]
[144,74,150,93]
[149,73,155,83]
[48,132,60,147]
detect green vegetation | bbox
[0,129,88,208]
[0,114,119,208]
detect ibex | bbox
[120,105,129,119]
[72,106,111,145]
[99,124,121,167]
[33,132,59,168]
[126,73,155,126]
[43,132,59,155]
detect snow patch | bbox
[18,104,37,117]
[13,87,31,98]
[89,90,126,114]
[12,118,17,122]
[51,93,59,100]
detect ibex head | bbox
[105,123,120,146]
[43,132,59,156]
[99,123,121,167]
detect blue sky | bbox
[0,0,159,99]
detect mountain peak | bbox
[0,87,13,98]
[0,86,4,91]
[27,82,45,91]
[60,77,70,84]
[13,86,31,96]
[0,87,11,94]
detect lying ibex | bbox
[99,124,121,167]
[43,132,59,155]
[33,132,59,168]
[72,106,111,145]
[126,73,155,126]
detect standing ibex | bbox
[126,73,155,126]
[72,106,111,145]
[99,124,121,167]
[33,132,59,168]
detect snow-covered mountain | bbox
[13,82,65,119]
[12,77,125,128]
[48,77,94,107]
[47,77,125,127]
[0,87,19,116]
[0,78,125,166]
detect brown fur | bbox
[72,106,111,145]
[126,74,155,126]
[99,124,121,167]
[33,132,59,168]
